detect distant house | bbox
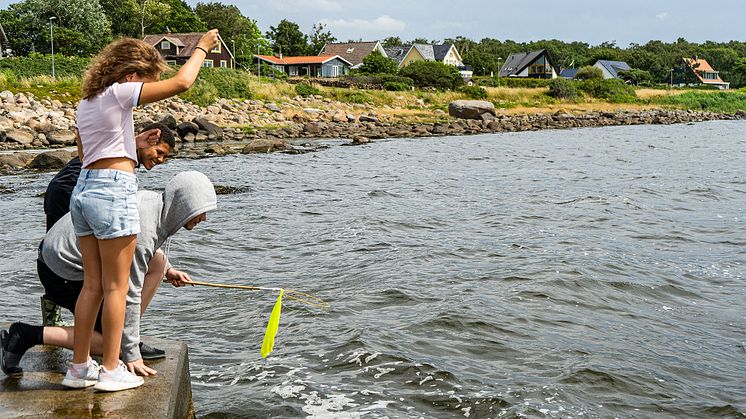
[382,43,472,79]
[318,41,386,69]
[593,60,631,79]
[143,32,234,68]
[682,57,729,90]
[499,49,558,79]
[559,68,578,79]
[254,54,351,78]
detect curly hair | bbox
[82,38,170,100]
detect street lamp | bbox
[497,57,502,86]
[49,16,56,81]
[670,68,674,89]
[230,39,235,69]
[256,37,267,85]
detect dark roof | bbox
[432,44,455,61]
[144,33,203,58]
[559,68,578,79]
[383,45,410,65]
[595,60,631,79]
[499,49,550,77]
[319,42,381,67]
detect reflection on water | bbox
[2,121,745,418]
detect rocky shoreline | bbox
[0,90,743,173]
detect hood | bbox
[159,171,217,239]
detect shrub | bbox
[547,78,579,99]
[578,79,636,102]
[359,51,399,75]
[196,67,252,100]
[0,53,90,78]
[384,81,410,91]
[340,90,370,104]
[617,69,653,86]
[575,66,604,80]
[295,82,320,97]
[399,60,463,90]
[657,91,746,113]
[179,79,219,107]
[478,77,553,88]
[458,85,488,99]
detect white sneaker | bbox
[61,359,100,388]
[93,360,144,392]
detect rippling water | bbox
[2,121,745,418]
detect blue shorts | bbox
[70,169,140,240]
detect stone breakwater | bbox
[0,90,743,172]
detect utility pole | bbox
[49,17,56,81]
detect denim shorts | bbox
[69,169,140,239]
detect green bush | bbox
[547,78,579,99]
[657,91,746,113]
[0,53,90,78]
[359,51,399,75]
[575,65,604,80]
[458,85,488,99]
[179,79,219,107]
[578,79,636,102]
[384,81,410,91]
[295,82,320,97]
[195,67,252,100]
[340,90,370,104]
[478,77,553,88]
[399,60,463,90]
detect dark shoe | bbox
[139,342,165,360]
[1,330,24,375]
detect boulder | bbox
[265,103,282,113]
[204,144,236,156]
[5,128,35,145]
[46,129,77,146]
[28,150,75,170]
[359,115,380,124]
[176,121,199,138]
[241,139,289,154]
[192,117,223,140]
[447,100,496,120]
[0,152,34,169]
[158,114,178,129]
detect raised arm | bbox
[138,29,220,105]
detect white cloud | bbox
[319,15,406,34]
[269,0,341,13]
[655,12,669,21]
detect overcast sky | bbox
[1,0,743,46]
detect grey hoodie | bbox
[42,171,217,361]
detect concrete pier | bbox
[0,337,193,418]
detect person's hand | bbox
[135,128,160,149]
[126,358,157,376]
[165,268,194,287]
[197,29,220,52]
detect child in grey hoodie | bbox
[1,171,217,377]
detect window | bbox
[202,60,213,68]
[330,65,339,77]
[160,40,170,50]
[211,42,221,53]
[346,48,355,53]
[166,60,177,65]
[220,60,227,68]
[289,66,298,76]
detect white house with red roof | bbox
[682,57,729,90]
[254,54,352,78]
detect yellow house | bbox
[383,43,473,78]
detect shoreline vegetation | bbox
[1,66,745,175]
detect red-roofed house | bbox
[683,57,730,90]
[143,32,234,69]
[254,54,352,77]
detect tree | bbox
[359,50,398,75]
[728,58,746,88]
[575,65,603,80]
[266,19,307,57]
[99,0,140,38]
[308,22,336,55]
[617,69,653,86]
[382,36,403,47]
[195,2,262,65]
[0,0,112,56]
[399,60,463,90]
[131,0,171,38]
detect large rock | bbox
[192,117,223,140]
[158,114,178,129]
[0,152,34,170]
[176,121,199,139]
[447,100,496,120]
[46,129,77,146]
[28,150,75,170]
[4,128,35,145]
[241,139,289,154]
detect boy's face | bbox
[139,142,172,170]
[184,213,207,230]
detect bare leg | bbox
[140,250,167,316]
[98,235,137,371]
[72,235,103,364]
[43,326,104,355]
